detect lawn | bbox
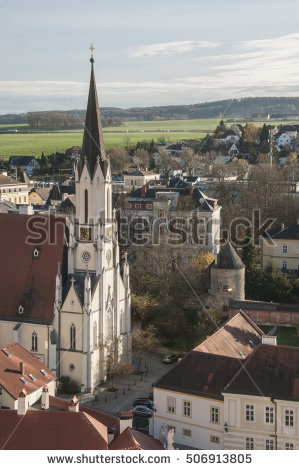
[0,130,206,159]
[258,325,299,347]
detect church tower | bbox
[59,47,131,391]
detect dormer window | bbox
[33,248,40,258]
[19,305,24,315]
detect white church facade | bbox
[0,53,131,392]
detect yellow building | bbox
[262,222,299,278]
[0,173,30,205]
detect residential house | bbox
[0,342,56,410]
[9,156,40,176]
[223,343,299,450]
[124,169,160,191]
[262,221,299,278]
[153,310,263,449]
[28,187,51,205]
[165,141,189,155]
[219,130,240,145]
[0,173,30,205]
[0,390,163,450]
[275,132,292,148]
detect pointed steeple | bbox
[79,47,106,177]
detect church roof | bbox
[214,241,244,270]
[62,272,99,306]
[79,58,106,178]
[0,214,65,324]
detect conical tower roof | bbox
[79,53,106,177]
[215,241,245,270]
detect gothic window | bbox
[84,189,88,224]
[70,324,76,350]
[32,332,38,351]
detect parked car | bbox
[133,406,153,418]
[133,397,154,409]
[162,354,178,363]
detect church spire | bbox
[80,44,106,177]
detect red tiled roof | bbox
[0,214,65,323]
[49,395,120,435]
[154,350,242,399]
[109,427,163,450]
[0,410,108,450]
[0,343,56,399]
[194,310,263,359]
[224,344,299,400]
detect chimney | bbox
[41,385,49,410]
[68,395,79,412]
[262,335,277,346]
[17,389,28,416]
[20,361,25,376]
[119,410,133,434]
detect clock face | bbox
[80,227,91,241]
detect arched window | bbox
[70,324,76,349]
[93,321,97,347]
[32,332,38,351]
[84,189,88,224]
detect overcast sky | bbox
[1,0,299,113]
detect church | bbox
[0,52,131,392]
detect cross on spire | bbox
[89,43,95,63]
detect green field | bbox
[2,117,299,160]
[0,129,206,159]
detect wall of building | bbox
[153,387,224,450]
[229,307,299,327]
[262,237,299,272]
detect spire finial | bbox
[89,43,95,63]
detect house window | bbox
[282,245,288,254]
[183,401,191,417]
[167,425,176,433]
[211,407,220,423]
[70,324,76,349]
[245,437,254,450]
[167,397,175,413]
[31,332,38,351]
[245,404,254,422]
[265,439,274,450]
[285,442,294,450]
[285,409,294,427]
[282,260,288,270]
[265,406,274,424]
[183,429,192,437]
[135,203,141,209]
[210,435,220,444]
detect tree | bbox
[109,146,131,173]
[212,162,229,180]
[214,120,227,138]
[260,124,270,153]
[179,149,194,174]
[132,325,159,371]
[133,148,149,169]
[244,123,259,143]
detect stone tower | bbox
[209,241,245,311]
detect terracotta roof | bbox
[154,350,242,400]
[49,395,120,435]
[109,427,163,450]
[194,310,263,358]
[0,343,56,399]
[0,410,108,449]
[0,214,65,324]
[224,344,299,401]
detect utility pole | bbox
[269,128,273,167]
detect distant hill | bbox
[2,97,299,127]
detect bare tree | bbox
[132,324,159,371]
[133,148,149,169]
[109,146,131,173]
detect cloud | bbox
[130,40,219,58]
